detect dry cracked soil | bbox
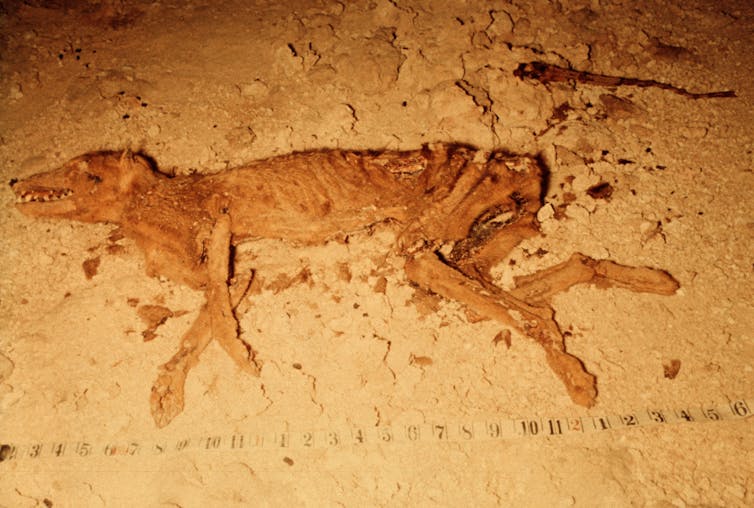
[0,0,752,506]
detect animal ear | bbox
[119,149,134,166]
[117,149,149,191]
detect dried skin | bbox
[11,144,679,426]
[514,61,736,99]
[82,256,101,279]
[664,359,682,379]
[137,304,174,341]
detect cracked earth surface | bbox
[1,0,752,505]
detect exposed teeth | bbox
[17,189,73,203]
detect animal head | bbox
[11,150,157,223]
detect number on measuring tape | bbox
[378,427,393,442]
[352,428,366,444]
[730,399,750,417]
[230,434,245,449]
[326,431,340,446]
[433,424,448,440]
[546,419,564,435]
[517,419,541,436]
[406,425,420,441]
[204,436,222,450]
[675,409,694,422]
[76,442,92,456]
[487,421,502,438]
[593,416,612,430]
[1,397,750,461]
[568,418,583,432]
[703,407,720,420]
[648,410,666,423]
[459,423,474,440]
[619,414,636,426]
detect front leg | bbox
[149,213,258,428]
[150,269,254,427]
[404,252,598,407]
[205,213,260,375]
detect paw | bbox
[150,372,186,428]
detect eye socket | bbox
[86,173,103,183]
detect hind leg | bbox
[402,153,598,405]
[405,252,598,407]
[510,253,679,305]
[401,150,678,407]
[404,249,679,408]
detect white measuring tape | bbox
[1,398,750,462]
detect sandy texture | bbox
[1,0,752,506]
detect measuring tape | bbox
[1,398,750,462]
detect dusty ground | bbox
[1,0,752,506]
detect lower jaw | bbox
[15,199,76,216]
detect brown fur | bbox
[11,144,679,426]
